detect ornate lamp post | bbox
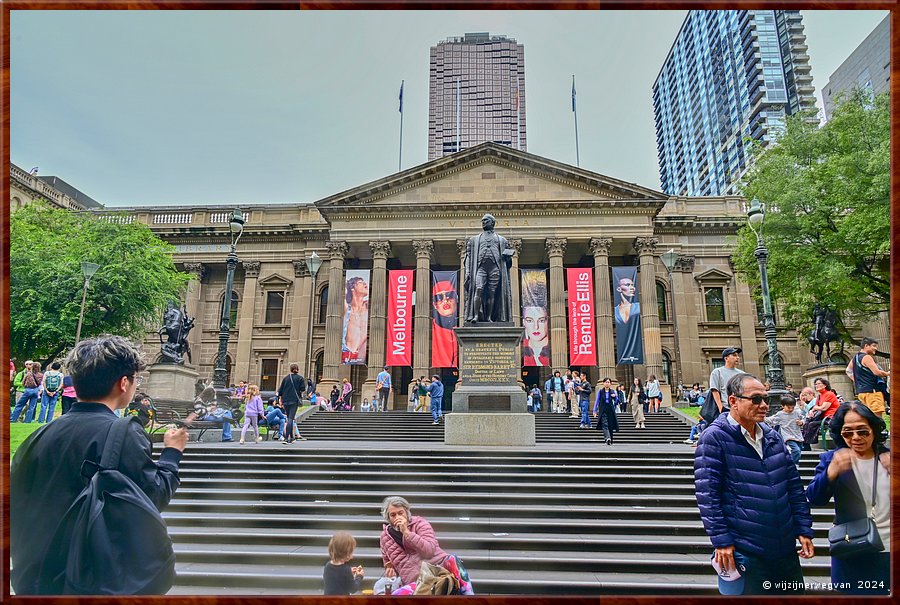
[746,198,787,404]
[213,209,245,402]
[74,261,100,344]
[659,249,683,397]
[304,251,323,381]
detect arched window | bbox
[317,286,329,324]
[662,351,673,386]
[314,351,324,384]
[219,291,239,329]
[657,281,668,321]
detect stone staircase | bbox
[161,442,834,595]
[297,409,693,443]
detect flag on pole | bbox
[399,80,404,113]
[571,76,576,112]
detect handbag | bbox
[827,456,884,559]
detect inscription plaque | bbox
[459,340,519,386]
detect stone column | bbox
[635,237,663,382]
[289,260,311,373]
[546,238,568,369]
[365,241,392,406]
[321,241,349,393]
[509,239,523,385]
[456,239,467,327]
[182,262,206,370]
[412,240,434,380]
[233,261,260,384]
[589,238,615,379]
[674,255,696,385]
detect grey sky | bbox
[10,10,888,207]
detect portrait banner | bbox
[612,266,644,365]
[567,268,596,366]
[431,271,459,368]
[341,269,370,365]
[386,270,414,366]
[521,269,550,366]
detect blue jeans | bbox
[203,411,233,440]
[431,398,443,422]
[266,409,286,438]
[689,424,703,441]
[785,439,802,467]
[38,392,59,423]
[11,387,40,423]
[580,400,591,428]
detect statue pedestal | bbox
[802,363,855,402]
[146,363,199,402]
[446,325,534,446]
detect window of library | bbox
[657,281,668,321]
[317,286,329,324]
[662,352,673,386]
[265,291,285,324]
[705,287,726,322]
[260,358,279,392]
[219,291,239,328]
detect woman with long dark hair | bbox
[806,401,890,594]
[629,377,646,429]
[277,363,306,444]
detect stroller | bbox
[335,390,354,412]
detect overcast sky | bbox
[10,10,888,207]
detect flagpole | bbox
[398,80,404,172]
[572,74,580,167]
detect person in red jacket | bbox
[379,496,473,595]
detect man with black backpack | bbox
[11,335,188,595]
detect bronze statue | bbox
[463,214,514,324]
[157,301,194,364]
[807,303,843,364]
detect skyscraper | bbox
[823,15,889,120]
[653,10,816,196]
[428,32,526,160]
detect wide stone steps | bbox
[296,409,691,443]
[160,446,833,595]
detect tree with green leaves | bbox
[10,202,191,365]
[732,89,889,342]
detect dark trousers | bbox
[61,395,78,415]
[741,552,805,595]
[597,413,613,442]
[284,402,299,440]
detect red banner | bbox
[567,268,596,365]
[386,270,414,366]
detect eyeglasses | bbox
[733,394,766,406]
[433,292,457,303]
[132,375,144,387]
[840,429,872,438]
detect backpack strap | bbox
[100,416,139,471]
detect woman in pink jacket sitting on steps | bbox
[379,496,474,595]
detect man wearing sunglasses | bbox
[695,373,815,595]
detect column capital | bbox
[325,240,350,261]
[456,239,468,257]
[182,262,206,280]
[412,239,434,260]
[633,237,659,256]
[675,254,695,273]
[369,240,392,261]
[508,238,522,257]
[242,261,261,277]
[545,237,567,258]
[292,260,311,278]
[589,237,613,257]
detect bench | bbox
[147,397,244,442]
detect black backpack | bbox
[37,416,176,594]
[700,390,728,425]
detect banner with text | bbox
[612,266,644,365]
[431,271,459,368]
[521,269,551,366]
[342,269,371,365]
[567,268,596,366]
[386,270,414,366]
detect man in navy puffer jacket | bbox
[695,373,815,595]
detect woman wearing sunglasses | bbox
[806,401,890,594]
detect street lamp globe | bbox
[229,209,245,246]
[81,262,100,279]
[305,251,323,278]
[660,249,678,273]
[747,197,765,231]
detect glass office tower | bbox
[653,11,816,196]
[428,32,526,160]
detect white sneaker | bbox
[432,421,440,425]
[256,436,263,443]
[683,439,695,445]
[239,439,245,445]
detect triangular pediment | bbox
[258,273,293,287]
[694,268,733,284]
[314,142,666,210]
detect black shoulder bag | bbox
[827,456,884,559]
